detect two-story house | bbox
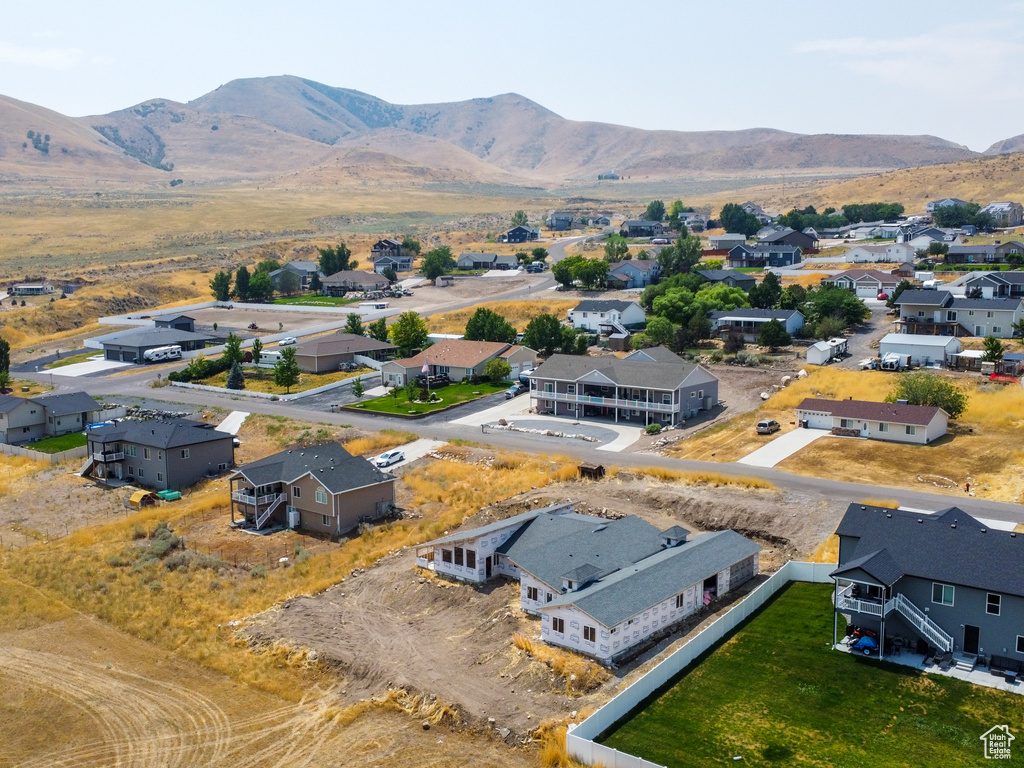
[84,419,235,491]
[229,442,396,534]
[269,261,323,291]
[979,202,1024,227]
[832,504,1024,663]
[620,220,665,238]
[528,346,718,426]
[945,241,1024,266]
[894,290,1023,338]
[759,226,817,250]
[727,243,802,269]
[500,226,540,244]
[567,300,646,333]
[606,260,662,289]
[962,271,1024,299]
[0,391,100,445]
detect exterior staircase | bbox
[255,493,286,530]
[891,593,953,653]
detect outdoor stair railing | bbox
[255,494,286,530]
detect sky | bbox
[2,0,1023,151]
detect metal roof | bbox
[879,333,961,348]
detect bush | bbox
[709,350,724,363]
[250,564,267,579]
[645,423,663,435]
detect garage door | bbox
[855,286,877,298]
[105,349,118,361]
[800,412,832,430]
[122,350,136,363]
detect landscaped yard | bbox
[44,350,99,369]
[272,295,359,307]
[601,582,1024,767]
[347,381,507,415]
[26,432,87,453]
[194,367,369,395]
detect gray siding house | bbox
[832,504,1024,664]
[895,290,1024,338]
[100,327,212,363]
[0,391,100,445]
[84,419,235,491]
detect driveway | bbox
[49,359,131,377]
[737,428,832,468]
[378,438,446,467]
[450,392,532,427]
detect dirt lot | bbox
[172,305,351,336]
[246,470,845,737]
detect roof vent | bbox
[981,528,987,533]
[951,522,957,529]
[896,399,909,405]
[1012,533,1017,538]
[593,524,607,533]
[886,513,892,518]
[917,518,923,523]
[860,506,866,510]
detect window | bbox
[988,311,994,318]
[546,592,553,603]
[466,549,476,569]
[126,445,137,458]
[137,468,144,478]
[437,365,450,376]
[315,488,328,504]
[663,393,672,404]
[690,391,696,398]
[527,586,539,601]
[158,451,163,460]
[932,582,954,606]
[143,448,151,460]
[293,486,301,498]
[987,593,1001,616]
[993,326,1003,334]
[905,425,916,436]
[157,472,164,482]
[878,422,889,432]
[552,617,564,633]
[567,384,576,395]
[180,448,190,459]
[1017,636,1024,654]
[441,549,452,564]
[544,382,554,393]
[840,418,853,429]
[946,310,957,322]
[454,547,464,566]
[698,390,704,399]
[583,626,596,643]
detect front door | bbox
[485,556,492,579]
[963,625,980,655]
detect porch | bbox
[229,478,288,531]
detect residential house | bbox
[962,271,1024,299]
[0,395,46,444]
[843,243,917,263]
[980,202,1023,227]
[926,198,971,213]
[371,254,413,274]
[567,300,646,333]
[370,238,403,262]
[154,314,196,332]
[587,215,612,227]
[694,269,756,291]
[727,243,802,269]
[501,226,540,244]
[528,346,719,426]
[894,290,1023,338]
[269,261,323,291]
[707,233,747,251]
[456,252,519,270]
[320,270,389,296]
[709,308,804,342]
[293,332,395,374]
[99,327,212,363]
[414,503,759,663]
[795,398,948,444]
[620,220,665,238]
[831,503,1024,660]
[83,418,235,491]
[605,260,662,289]
[741,201,776,224]
[878,333,962,367]
[547,211,577,231]
[898,226,961,251]
[10,282,54,296]
[379,340,537,387]
[679,211,709,231]
[945,241,1024,266]
[823,270,903,298]
[229,442,396,534]
[34,391,102,438]
[759,227,817,250]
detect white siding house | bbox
[795,398,948,445]
[568,300,646,332]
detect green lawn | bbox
[272,295,359,307]
[347,381,508,415]
[601,582,1023,767]
[26,432,87,453]
[45,350,99,369]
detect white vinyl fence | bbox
[567,561,835,768]
[0,443,87,464]
[170,370,378,402]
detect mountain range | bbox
[0,75,1020,189]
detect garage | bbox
[879,333,961,367]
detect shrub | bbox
[709,350,724,363]
[250,564,267,579]
[645,423,663,435]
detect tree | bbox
[644,316,676,347]
[723,332,745,353]
[255,259,280,274]
[644,200,666,222]
[982,335,1005,363]
[421,246,455,280]
[0,335,11,373]
[886,371,968,419]
[667,200,692,230]
[234,266,251,301]
[0,369,11,392]
[250,337,263,379]
[1012,319,1024,340]
[747,272,782,309]
[309,274,322,293]
[757,319,791,350]
[927,241,949,257]
[277,270,301,295]
[511,210,529,227]
[382,267,398,284]
[530,247,549,262]
[403,378,419,403]
[574,258,608,290]
[779,284,807,310]
[886,279,913,309]
[522,314,564,356]
[210,271,232,301]
[351,377,364,398]
[464,307,516,344]
[801,286,870,328]
[222,333,243,366]
[273,347,301,393]
[560,325,586,354]
[603,235,629,262]
[226,360,245,390]
[718,203,762,237]
[318,243,354,276]
[484,357,512,383]
[401,237,421,257]
[389,311,428,356]
[345,313,365,336]
[368,317,389,342]
[687,312,712,344]
[248,270,274,302]
[552,255,584,288]
[657,234,703,274]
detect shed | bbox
[128,490,158,509]
[950,349,984,372]
[578,463,606,480]
[806,338,848,366]
[878,333,961,367]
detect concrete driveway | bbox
[50,359,131,377]
[450,392,532,427]
[375,438,445,468]
[737,428,832,468]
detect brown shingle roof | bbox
[397,340,511,369]
[795,398,943,426]
[294,332,394,358]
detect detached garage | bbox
[99,328,212,363]
[878,333,961,367]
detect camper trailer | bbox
[142,345,182,363]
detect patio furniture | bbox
[938,652,955,671]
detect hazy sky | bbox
[3,0,1022,151]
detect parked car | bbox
[278,337,297,346]
[373,449,405,467]
[756,419,781,435]
[505,382,528,399]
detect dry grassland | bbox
[427,299,579,334]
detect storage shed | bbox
[878,333,961,367]
[806,338,848,365]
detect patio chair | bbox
[938,652,955,671]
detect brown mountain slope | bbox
[985,134,1024,155]
[0,94,161,183]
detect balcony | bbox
[231,490,280,506]
[92,451,124,462]
[532,390,675,413]
[836,584,887,617]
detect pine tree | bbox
[273,347,301,393]
[226,360,245,390]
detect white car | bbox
[278,337,297,346]
[374,449,405,468]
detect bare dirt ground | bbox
[247,472,845,737]
[173,305,352,336]
[401,272,546,314]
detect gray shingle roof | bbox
[571,300,640,313]
[831,548,904,585]
[33,391,99,416]
[100,328,213,348]
[950,297,1022,310]
[894,290,952,307]
[418,503,575,548]
[695,269,755,283]
[833,504,1024,597]
[0,394,29,413]
[232,442,393,495]
[294,332,395,358]
[89,418,233,450]
[543,530,761,627]
[531,352,713,391]
[622,346,685,364]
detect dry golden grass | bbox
[196,366,367,395]
[809,535,839,564]
[512,633,610,695]
[633,466,775,490]
[0,455,48,496]
[343,429,417,457]
[426,300,579,334]
[860,498,900,508]
[782,272,829,288]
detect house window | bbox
[544,383,554,393]
[441,549,452,564]
[552,617,564,633]
[690,391,696,398]
[546,592,553,603]
[932,583,954,606]
[315,487,328,504]
[293,486,301,498]
[1017,636,1024,654]
[567,384,576,395]
[663,393,672,404]
[126,445,137,457]
[158,451,163,460]
[137,468,144,478]
[143,448,151,460]
[676,594,684,609]
[466,549,476,569]
[988,311,994,318]
[583,626,596,643]
[157,472,164,482]
[993,326,1002,334]
[698,390,704,399]
[437,365,450,376]
[878,422,889,432]
[527,586,539,601]
[180,448,190,459]
[987,593,1001,616]
[454,547,464,566]
[906,425,916,436]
